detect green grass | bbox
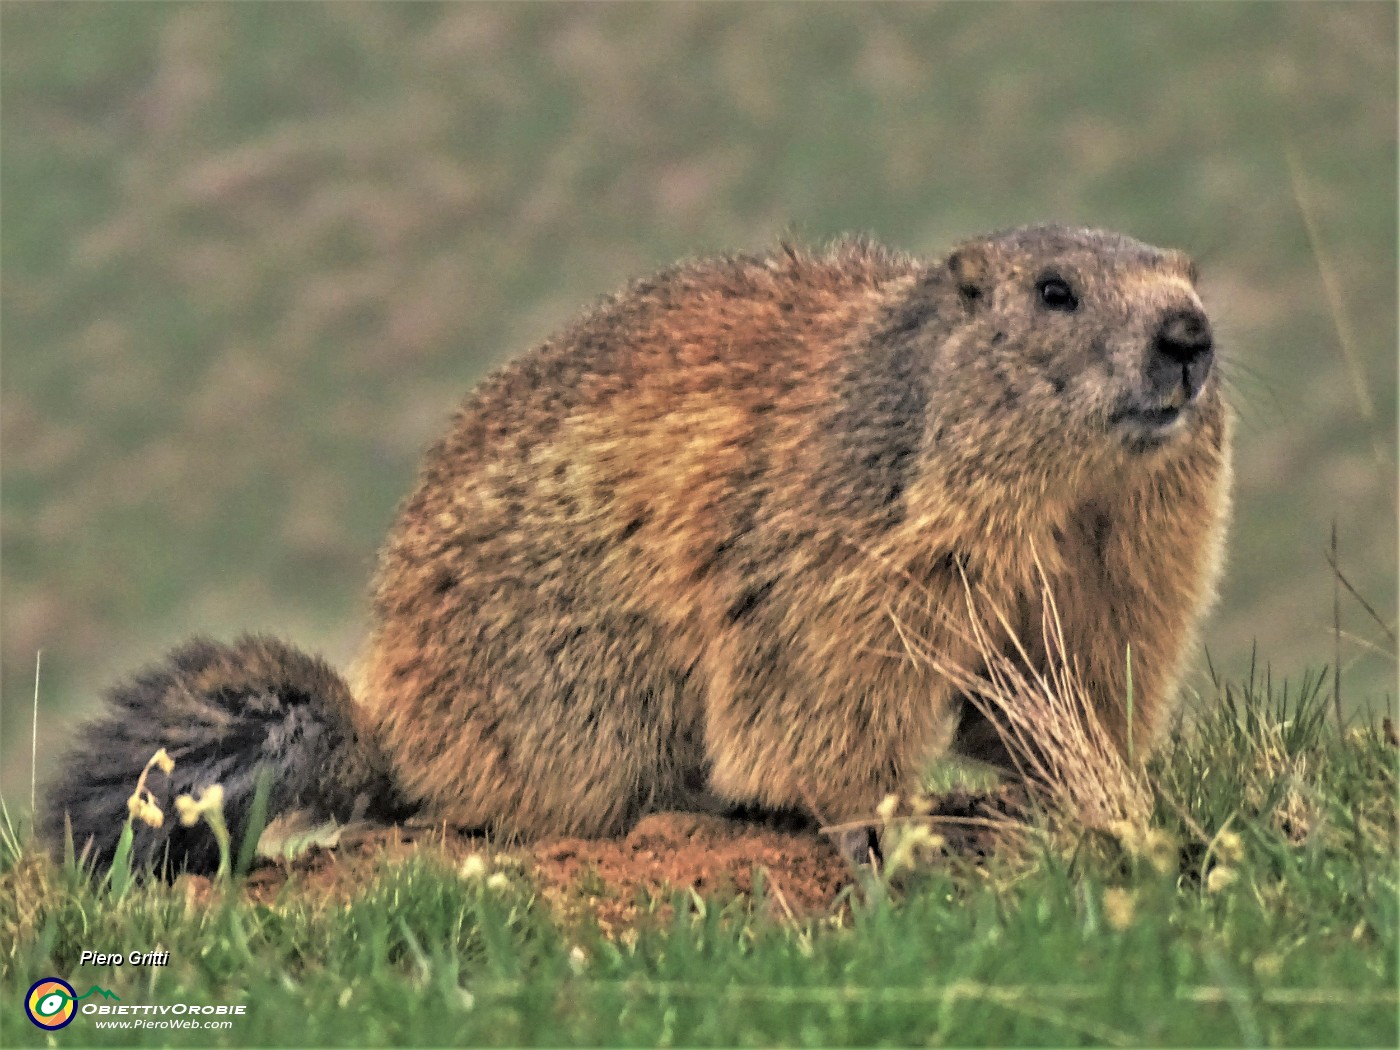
[1,4,1396,807]
[3,669,1395,1048]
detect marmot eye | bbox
[1037,277,1079,312]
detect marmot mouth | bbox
[1109,400,1189,452]
[1132,404,1182,428]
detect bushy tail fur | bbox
[44,635,413,875]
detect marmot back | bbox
[48,225,1231,872]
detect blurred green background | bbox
[2,2,1396,805]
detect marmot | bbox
[47,225,1231,873]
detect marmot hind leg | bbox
[363,606,709,840]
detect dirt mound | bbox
[529,812,852,931]
[234,812,851,921]
[224,790,1023,929]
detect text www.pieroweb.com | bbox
[86,1003,244,1030]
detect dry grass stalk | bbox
[888,553,1153,837]
[1285,142,1393,490]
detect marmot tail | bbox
[43,635,412,875]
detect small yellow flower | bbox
[876,794,900,822]
[459,854,488,879]
[123,749,177,830]
[1108,821,1176,875]
[883,822,946,875]
[175,795,200,827]
[1103,887,1135,931]
[175,786,224,826]
[1142,828,1177,876]
[1212,829,1244,866]
[1107,820,1142,852]
[1253,954,1283,978]
[1206,865,1237,893]
[127,790,165,828]
[171,782,232,879]
[485,871,512,892]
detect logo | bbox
[26,978,77,1030]
[25,979,120,1030]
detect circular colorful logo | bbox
[26,978,77,1030]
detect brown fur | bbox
[358,225,1232,837]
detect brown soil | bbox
[530,812,852,932]
[210,789,1024,932]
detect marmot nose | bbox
[1154,308,1213,364]
[1150,307,1214,399]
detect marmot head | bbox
[915,224,1221,480]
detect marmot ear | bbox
[946,244,991,313]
